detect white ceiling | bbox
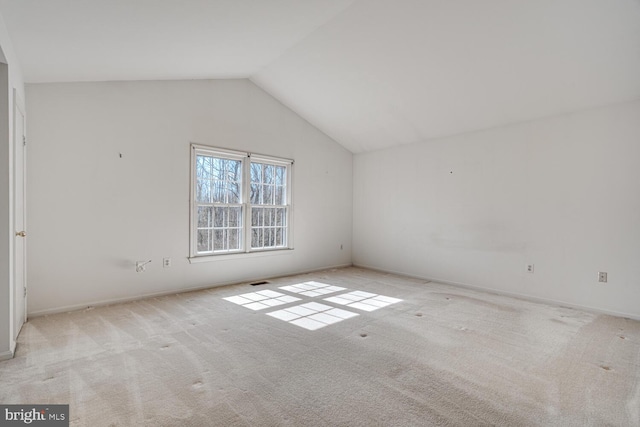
[1,0,639,153]
[0,0,356,81]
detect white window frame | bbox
[189,144,293,260]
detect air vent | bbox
[250,281,269,286]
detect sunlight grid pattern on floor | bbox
[278,281,346,297]
[222,282,403,330]
[223,290,300,310]
[267,302,359,330]
[324,291,402,312]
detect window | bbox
[250,162,288,250]
[190,144,292,257]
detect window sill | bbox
[188,248,294,264]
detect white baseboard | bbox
[353,263,640,321]
[0,348,14,361]
[28,263,353,318]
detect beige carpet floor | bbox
[1,267,639,426]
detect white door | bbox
[14,95,26,339]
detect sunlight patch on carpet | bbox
[278,281,346,297]
[267,302,359,330]
[223,290,300,311]
[324,292,402,312]
[222,283,402,330]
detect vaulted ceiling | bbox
[1,0,639,153]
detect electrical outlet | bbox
[163,258,171,268]
[526,264,534,273]
[598,272,607,283]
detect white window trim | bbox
[189,143,294,261]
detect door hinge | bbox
[23,136,26,146]
[23,287,27,297]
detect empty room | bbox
[1,0,639,425]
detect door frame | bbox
[12,88,26,340]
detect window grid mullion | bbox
[243,155,251,253]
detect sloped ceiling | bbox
[0,0,356,81]
[1,0,639,153]
[253,0,640,152]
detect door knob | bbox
[16,231,26,237]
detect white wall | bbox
[0,11,25,359]
[353,100,640,318]
[26,79,352,315]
